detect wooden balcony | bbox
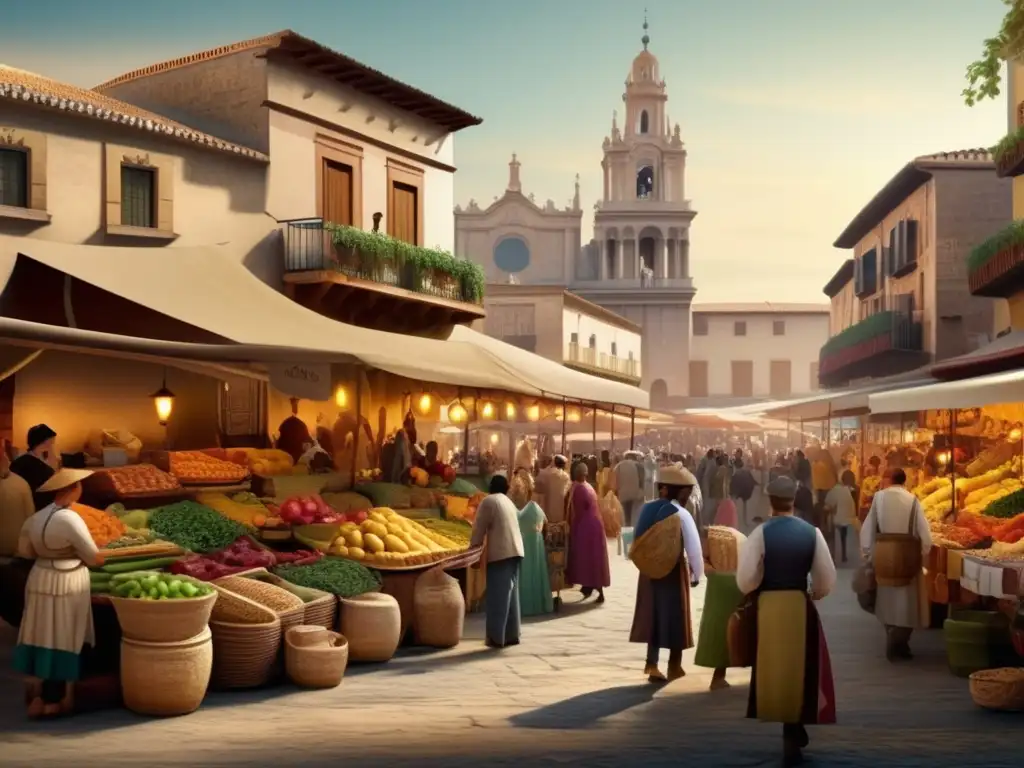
[968,221,1024,299]
[282,219,486,334]
[564,342,642,384]
[818,310,928,388]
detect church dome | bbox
[629,49,660,84]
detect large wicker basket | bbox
[413,567,465,648]
[706,526,746,573]
[873,532,923,587]
[284,625,349,688]
[207,586,282,689]
[339,592,401,662]
[969,668,1024,711]
[213,575,305,635]
[629,514,681,579]
[109,590,217,643]
[121,627,212,716]
[237,568,337,630]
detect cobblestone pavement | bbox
[0,542,1020,768]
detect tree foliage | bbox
[964,0,1024,105]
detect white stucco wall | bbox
[265,62,457,254]
[562,308,641,368]
[689,311,829,397]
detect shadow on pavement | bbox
[509,684,657,730]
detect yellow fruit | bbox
[363,533,385,554]
[331,544,349,557]
[344,529,364,548]
[340,522,358,532]
[386,522,406,536]
[369,511,388,525]
[400,533,426,553]
[361,520,387,538]
[384,534,409,554]
[348,546,365,560]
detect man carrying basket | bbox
[628,466,703,684]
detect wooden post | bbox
[610,405,615,452]
[629,407,636,450]
[592,404,598,454]
[950,408,957,519]
[560,397,567,455]
[350,372,362,489]
[826,402,832,447]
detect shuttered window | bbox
[0,149,28,208]
[769,360,792,397]
[689,360,709,398]
[389,182,418,244]
[731,360,753,397]
[322,160,354,226]
[120,166,156,228]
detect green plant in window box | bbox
[968,220,1024,275]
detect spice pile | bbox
[71,503,127,547]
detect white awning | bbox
[446,325,649,410]
[734,377,934,421]
[868,369,1024,414]
[0,237,532,395]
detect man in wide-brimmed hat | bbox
[628,465,704,683]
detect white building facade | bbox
[455,23,694,408]
[687,303,830,408]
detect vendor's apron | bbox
[18,510,95,657]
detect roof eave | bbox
[832,163,931,249]
[823,259,855,297]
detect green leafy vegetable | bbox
[148,501,247,553]
[274,557,381,598]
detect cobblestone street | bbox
[1,542,1020,768]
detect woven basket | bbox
[339,592,401,662]
[413,567,465,648]
[629,514,681,579]
[285,625,349,688]
[238,569,337,630]
[109,590,217,643]
[706,526,746,573]
[208,585,278,625]
[213,575,305,636]
[969,667,1024,711]
[209,618,282,689]
[121,627,212,716]
[873,532,922,587]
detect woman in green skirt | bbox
[517,501,553,617]
[694,527,745,690]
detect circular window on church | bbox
[493,236,531,273]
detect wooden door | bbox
[731,360,753,398]
[688,360,708,398]
[322,160,353,226]
[769,360,792,397]
[389,182,418,244]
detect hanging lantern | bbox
[489,433,500,445]
[448,400,468,424]
[526,403,541,422]
[334,386,348,408]
[416,391,433,415]
[504,401,517,420]
[479,400,496,420]
[566,406,582,423]
[150,377,176,427]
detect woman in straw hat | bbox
[12,467,101,718]
[736,475,836,766]
[629,465,703,684]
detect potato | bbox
[363,533,385,554]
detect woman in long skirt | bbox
[517,501,553,617]
[736,476,837,767]
[694,527,745,690]
[564,462,610,602]
[14,468,101,718]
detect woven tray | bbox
[99,541,184,560]
[327,545,483,573]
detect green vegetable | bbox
[108,570,212,600]
[115,508,150,530]
[274,557,381,598]
[101,556,181,574]
[984,489,1024,519]
[148,501,247,553]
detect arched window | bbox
[636,165,654,199]
[639,110,649,134]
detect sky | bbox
[0,0,1011,303]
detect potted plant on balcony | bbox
[968,220,1024,298]
[326,224,396,282]
[992,126,1024,178]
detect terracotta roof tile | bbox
[0,64,267,161]
[94,30,483,133]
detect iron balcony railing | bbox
[282,218,481,305]
[818,309,923,380]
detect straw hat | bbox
[656,465,697,487]
[37,467,93,493]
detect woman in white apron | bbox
[13,468,100,718]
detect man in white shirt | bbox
[860,468,932,662]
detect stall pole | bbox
[950,408,957,519]
[786,409,792,451]
[826,403,833,447]
[629,407,636,450]
[560,397,568,455]
[350,372,362,490]
[800,418,805,448]
[592,405,598,455]
[859,416,866,484]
